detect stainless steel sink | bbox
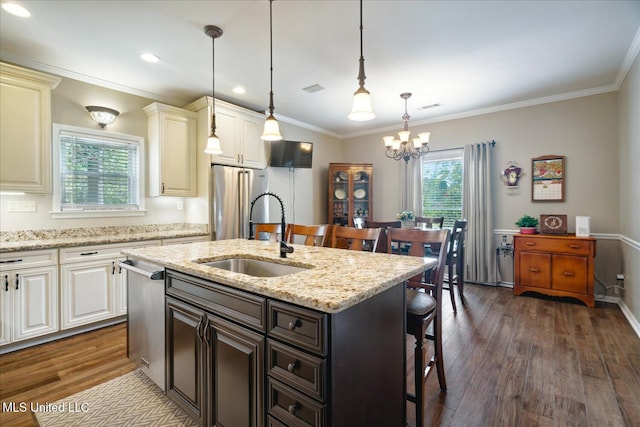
[199,258,310,277]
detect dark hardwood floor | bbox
[407,284,640,427]
[1,285,639,427]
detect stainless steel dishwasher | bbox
[119,259,165,390]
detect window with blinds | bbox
[53,124,144,215]
[421,148,464,228]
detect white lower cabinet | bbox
[0,250,59,346]
[59,241,160,330]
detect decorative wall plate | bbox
[354,189,366,199]
[334,188,346,200]
[338,171,348,181]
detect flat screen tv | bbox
[269,140,313,169]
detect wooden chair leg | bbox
[414,322,428,427]
[447,261,457,312]
[457,256,465,304]
[434,313,446,391]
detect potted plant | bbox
[515,214,539,234]
[397,210,415,229]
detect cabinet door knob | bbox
[530,268,539,273]
[563,271,575,277]
[288,319,301,331]
[287,360,299,373]
[4,275,8,291]
[15,273,19,290]
[288,403,298,415]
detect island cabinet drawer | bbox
[166,269,266,332]
[0,249,57,270]
[268,301,328,356]
[60,241,161,263]
[267,339,326,402]
[515,237,593,256]
[268,377,326,427]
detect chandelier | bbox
[383,93,430,162]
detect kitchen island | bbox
[122,239,434,427]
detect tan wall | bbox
[618,51,640,322]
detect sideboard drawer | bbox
[268,378,326,427]
[267,339,326,401]
[268,301,327,356]
[516,236,592,256]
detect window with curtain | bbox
[52,124,145,216]
[421,148,464,228]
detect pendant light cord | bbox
[211,33,216,134]
[268,0,275,115]
[356,0,366,88]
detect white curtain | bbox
[402,159,422,214]
[463,142,495,284]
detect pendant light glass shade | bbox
[348,87,375,121]
[205,134,222,154]
[262,113,282,141]
[348,0,375,121]
[204,25,223,154]
[261,0,283,141]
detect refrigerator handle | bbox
[239,170,250,239]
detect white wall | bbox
[618,51,640,326]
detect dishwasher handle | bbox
[119,260,164,280]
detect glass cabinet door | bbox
[352,169,370,223]
[328,163,372,227]
[331,169,349,226]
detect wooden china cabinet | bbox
[328,163,373,227]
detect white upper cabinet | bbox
[144,102,198,197]
[184,96,267,169]
[0,63,61,193]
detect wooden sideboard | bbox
[514,233,596,307]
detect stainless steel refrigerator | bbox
[210,164,269,240]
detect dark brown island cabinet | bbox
[164,269,405,427]
[514,233,596,307]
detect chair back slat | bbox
[254,223,282,242]
[331,225,382,252]
[285,224,328,246]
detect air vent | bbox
[302,84,325,93]
[420,103,441,110]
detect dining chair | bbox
[364,220,402,253]
[285,223,328,246]
[253,223,282,242]
[330,225,381,252]
[386,227,450,427]
[444,220,467,312]
[415,216,444,229]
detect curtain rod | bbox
[428,139,495,153]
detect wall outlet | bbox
[7,200,37,212]
[616,274,625,281]
[177,201,184,211]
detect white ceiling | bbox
[1,1,639,138]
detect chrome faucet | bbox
[248,192,294,258]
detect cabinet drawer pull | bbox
[525,242,535,246]
[568,244,580,249]
[80,251,98,256]
[0,259,23,264]
[140,357,150,368]
[288,403,299,415]
[287,361,299,373]
[529,268,539,273]
[563,271,575,277]
[288,319,301,331]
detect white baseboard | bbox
[618,299,640,339]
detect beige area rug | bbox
[36,370,199,426]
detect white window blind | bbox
[58,130,140,211]
[421,148,464,228]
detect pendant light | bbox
[204,25,223,154]
[348,0,375,121]
[261,0,283,141]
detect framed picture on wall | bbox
[532,155,565,202]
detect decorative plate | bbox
[338,171,348,181]
[354,189,366,199]
[334,188,346,200]
[353,172,362,181]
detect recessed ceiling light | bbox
[420,103,441,110]
[302,83,324,93]
[2,2,31,17]
[232,86,246,94]
[140,53,160,63]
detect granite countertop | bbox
[0,224,208,253]
[122,239,435,314]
